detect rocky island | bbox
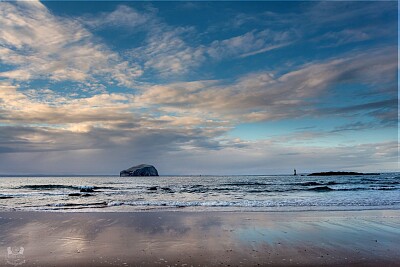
[307,171,380,176]
[120,164,159,177]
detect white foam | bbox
[78,186,95,190]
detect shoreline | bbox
[0,209,399,266]
[3,205,400,213]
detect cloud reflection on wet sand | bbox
[0,211,399,266]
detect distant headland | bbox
[120,164,159,177]
[307,171,380,176]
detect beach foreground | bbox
[0,210,399,266]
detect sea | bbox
[0,173,399,212]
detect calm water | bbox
[0,173,399,212]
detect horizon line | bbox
[0,171,395,177]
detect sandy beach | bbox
[0,210,399,266]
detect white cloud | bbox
[207,30,295,59]
[127,14,295,76]
[133,28,294,76]
[83,5,150,29]
[0,80,227,157]
[129,25,206,75]
[135,48,397,123]
[0,1,141,86]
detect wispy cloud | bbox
[136,47,397,123]
[125,8,295,76]
[131,26,206,76]
[83,4,151,29]
[231,1,396,49]
[0,1,141,86]
[207,30,295,59]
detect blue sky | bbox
[0,1,397,175]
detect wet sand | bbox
[0,210,399,266]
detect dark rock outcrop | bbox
[307,171,380,176]
[120,164,159,177]
[68,193,93,197]
[68,193,82,197]
[80,187,95,192]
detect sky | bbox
[0,1,398,175]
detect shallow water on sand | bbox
[0,173,399,211]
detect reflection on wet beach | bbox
[0,211,399,266]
